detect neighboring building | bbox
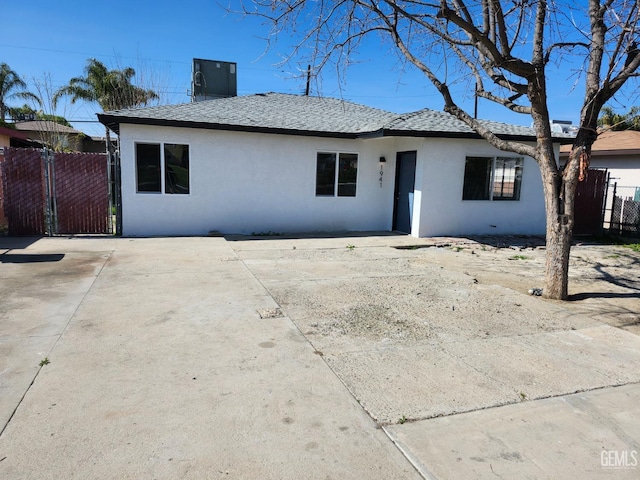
[0,126,33,148]
[98,92,570,237]
[561,130,640,235]
[13,121,108,152]
[560,130,640,187]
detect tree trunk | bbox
[527,68,574,300]
[544,205,572,300]
[539,156,572,300]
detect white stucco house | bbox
[98,93,570,237]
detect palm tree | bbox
[0,63,41,122]
[53,58,158,112]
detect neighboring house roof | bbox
[14,120,83,135]
[560,130,640,157]
[98,92,571,143]
[0,126,29,140]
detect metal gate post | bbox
[105,128,122,236]
[41,148,57,236]
[106,129,114,234]
[115,149,122,236]
[599,171,609,236]
[611,182,619,236]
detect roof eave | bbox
[373,128,557,144]
[559,148,640,158]
[0,126,29,140]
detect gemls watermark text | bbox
[601,450,638,468]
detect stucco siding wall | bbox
[394,137,546,237]
[589,156,640,187]
[119,124,396,236]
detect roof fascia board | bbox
[372,128,569,144]
[559,149,640,157]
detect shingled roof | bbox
[98,92,569,142]
[382,108,551,139]
[560,130,640,157]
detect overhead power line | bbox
[0,43,281,72]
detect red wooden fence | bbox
[54,152,110,234]
[0,147,110,235]
[574,169,608,236]
[0,148,46,235]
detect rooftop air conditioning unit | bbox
[192,58,237,102]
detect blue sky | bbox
[2,0,611,137]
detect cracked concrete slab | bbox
[385,384,640,480]
[230,234,640,478]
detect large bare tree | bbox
[239,0,640,299]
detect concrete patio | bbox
[1,235,638,479]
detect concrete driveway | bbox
[1,235,639,479]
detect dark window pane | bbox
[316,152,336,196]
[493,157,523,200]
[337,153,358,197]
[136,143,161,193]
[165,144,190,194]
[462,157,492,200]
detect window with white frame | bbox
[136,142,190,194]
[462,156,523,201]
[315,152,358,197]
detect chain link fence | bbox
[605,183,640,237]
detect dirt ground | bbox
[232,234,640,424]
[403,236,640,333]
[247,236,640,346]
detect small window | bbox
[135,142,189,195]
[136,143,161,193]
[463,156,523,201]
[316,152,358,197]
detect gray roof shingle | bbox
[383,109,548,138]
[99,93,397,137]
[98,92,572,142]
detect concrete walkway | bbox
[1,235,639,479]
